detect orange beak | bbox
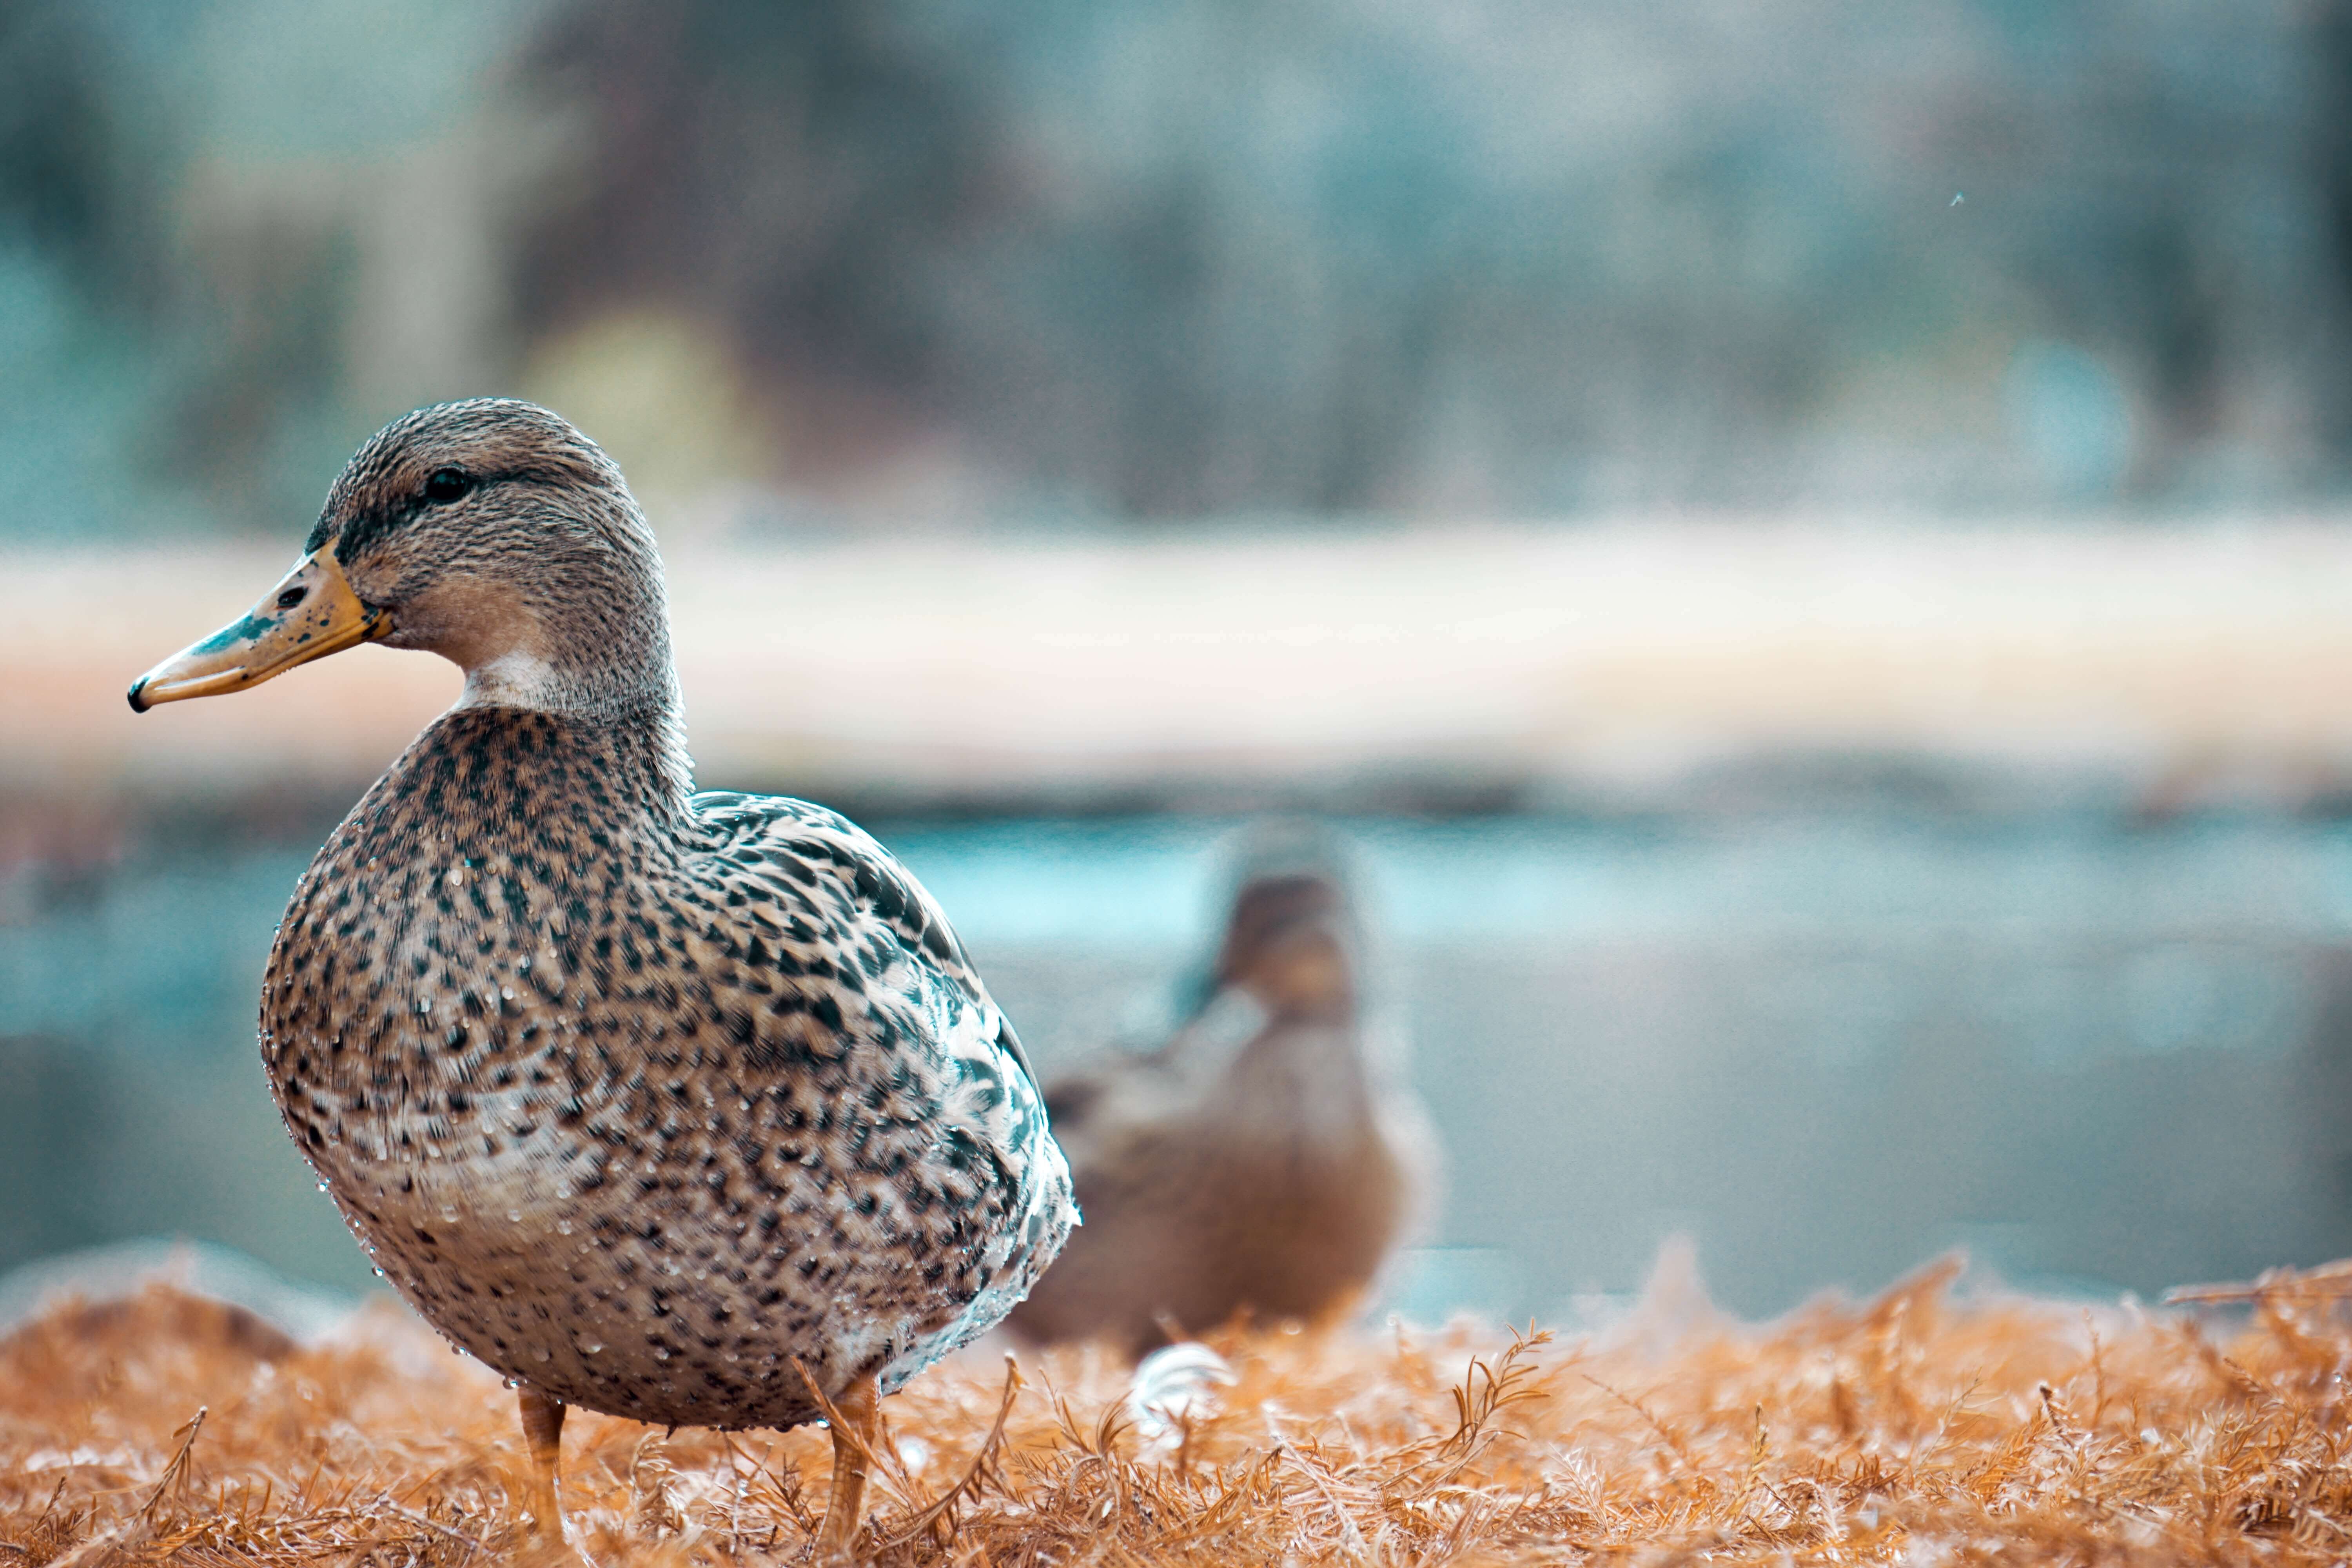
[127,546,392,712]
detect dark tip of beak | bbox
[127,679,151,714]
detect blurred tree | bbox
[2307,0,2352,479]
[513,0,2352,519]
[514,0,1008,494]
[0,2,162,308]
[9,0,2352,534]
[0,1,183,542]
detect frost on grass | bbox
[5,1255,2352,1564]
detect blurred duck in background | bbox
[1008,824,1437,1358]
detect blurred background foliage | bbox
[11,0,2352,1324]
[13,0,2352,537]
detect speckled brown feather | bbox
[255,400,1073,1430]
[1005,835,1431,1359]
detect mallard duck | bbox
[1004,826,1432,1358]
[127,399,1076,1558]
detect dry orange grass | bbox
[5,1258,2352,1566]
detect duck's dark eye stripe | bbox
[424,468,473,503]
[319,463,526,563]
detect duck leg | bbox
[813,1371,880,1561]
[516,1386,568,1541]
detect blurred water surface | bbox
[7,806,2352,1321]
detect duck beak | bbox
[127,546,392,712]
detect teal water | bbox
[6,809,2352,1319]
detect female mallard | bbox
[1005,826,1432,1358]
[127,399,1076,1557]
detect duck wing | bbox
[688,790,1040,1093]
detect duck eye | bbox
[423,468,472,503]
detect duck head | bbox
[129,399,675,719]
[1218,871,1357,1022]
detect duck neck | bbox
[412,699,697,844]
[440,551,693,815]
[455,621,682,726]
[458,664,692,822]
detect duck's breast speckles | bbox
[264,706,1072,1429]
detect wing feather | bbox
[688,791,1039,1088]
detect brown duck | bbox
[128,399,1076,1557]
[1005,827,1432,1358]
